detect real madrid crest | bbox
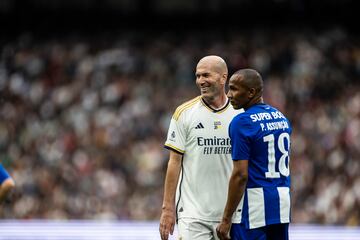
[214,121,221,129]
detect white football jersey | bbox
[165,96,244,223]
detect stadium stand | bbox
[0,0,359,228]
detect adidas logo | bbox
[195,123,204,129]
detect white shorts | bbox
[177,218,220,240]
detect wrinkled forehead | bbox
[196,62,213,74]
[196,60,221,74]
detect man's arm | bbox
[159,150,183,240]
[217,160,248,240]
[0,178,15,203]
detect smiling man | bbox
[159,56,244,240]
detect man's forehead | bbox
[196,65,212,73]
[197,61,211,69]
[230,74,243,82]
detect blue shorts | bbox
[231,223,289,240]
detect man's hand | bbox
[216,219,232,240]
[159,208,175,240]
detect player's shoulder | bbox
[172,96,202,120]
[231,106,259,127]
[231,114,248,130]
[233,107,250,121]
[266,105,289,120]
[227,104,245,115]
[266,104,281,113]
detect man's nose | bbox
[197,77,206,85]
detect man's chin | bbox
[201,92,211,99]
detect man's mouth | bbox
[201,87,209,92]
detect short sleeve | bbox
[229,117,251,161]
[164,113,187,155]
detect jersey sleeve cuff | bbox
[164,144,185,155]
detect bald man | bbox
[159,56,244,240]
[217,69,292,240]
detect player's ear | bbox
[220,73,227,85]
[248,87,256,98]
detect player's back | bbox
[235,104,291,188]
[230,103,292,229]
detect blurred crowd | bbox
[0,28,359,225]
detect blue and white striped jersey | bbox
[229,103,292,229]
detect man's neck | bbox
[202,93,227,110]
[244,97,264,110]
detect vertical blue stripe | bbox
[242,190,249,229]
[264,187,280,225]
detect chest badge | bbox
[214,121,222,129]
